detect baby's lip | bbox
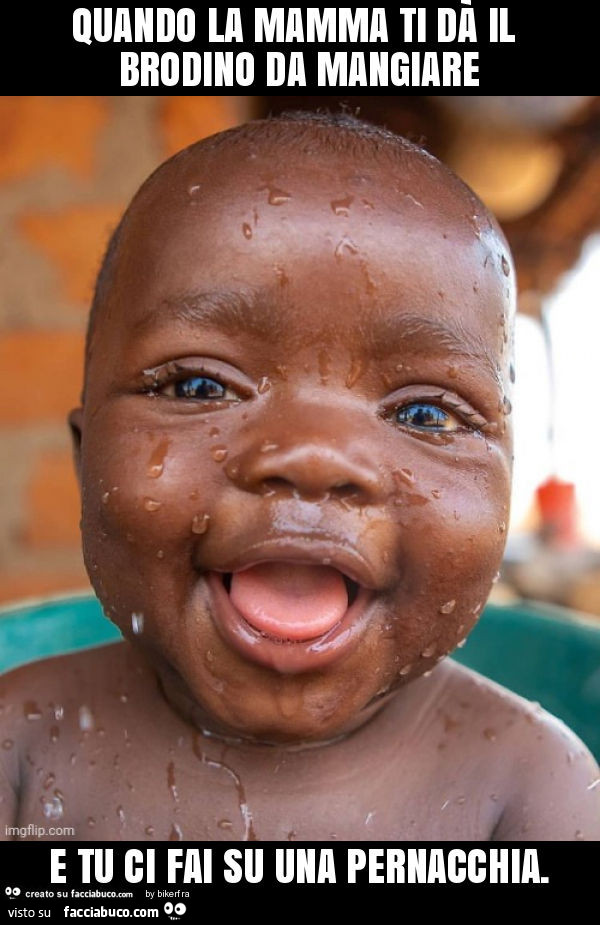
[203,564,376,674]
[208,538,382,592]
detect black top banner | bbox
[1,3,592,94]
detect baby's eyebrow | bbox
[133,290,501,384]
[133,287,288,342]
[363,310,500,380]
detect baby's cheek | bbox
[80,429,222,607]
[388,454,509,665]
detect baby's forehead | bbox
[113,132,501,288]
[89,123,513,377]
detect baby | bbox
[2,112,599,841]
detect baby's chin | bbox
[145,635,407,746]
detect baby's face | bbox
[75,136,514,743]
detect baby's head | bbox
[70,112,515,744]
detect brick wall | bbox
[0,96,247,606]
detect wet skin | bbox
[76,140,514,743]
[1,130,599,840]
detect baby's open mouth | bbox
[220,563,360,642]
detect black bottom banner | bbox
[0,842,596,907]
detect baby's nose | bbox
[230,439,382,504]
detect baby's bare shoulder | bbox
[436,660,600,839]
[0,642,161,755]
[0,645,128,834]
[1,642,132,712]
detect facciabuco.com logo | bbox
[63,908,159,918]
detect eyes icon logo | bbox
[5,888,21,896]
[164,902,186,919]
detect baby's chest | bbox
[17,740,499,842]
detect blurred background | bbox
[1,95,600,616]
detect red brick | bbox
[0,330,84,424]
[161,96,239,157]
[19,203,124,306]
[0,567,90,608]
[0,97,108,183]
[22,448,81,549]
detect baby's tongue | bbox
[229,563,348,641]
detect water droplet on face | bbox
[257,376,271,394]
[50,726,59,743]
[147,438,169,479]
[116,805,126,825]
[501,255,510,277]
[431,489,441,499]
[211,446,228,462]
[24,700,42,721]
[102,491,110,504]
[456,639,466,649]
[483,728,497,741]
[87,816,96,828]
[169,822,183,841]
[345,357,365,389]
[188,184,201,204]
[42,794,63,820]
[143,498,162,512]
[498,521,506,534]
[191,513,210,535]
[456,796,466,805]
[131,612,144,635]
[421,644,436,658]
[492,571,501,584]
[575,829,585,840]
[394,468,415,486]
[218,818,233,830]
[502,396,512,415]
[156,549,164,559]
[260,440,279,454]
[54,704,64,722]
[225,461,239,479]
[269,188,291,206]
[440,799,450,811]
[472,602,482,615]
[335,235,359,259]
[509,363,516,384]
[399,664,412,676]
[2,739,14,750]
[78,705,95,732]
[242,222,252,239]
[330,194,353,216]
[439,600,456,615]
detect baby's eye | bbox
[175,376,227,400]
[395,402,459,432]
[163,376,239,402]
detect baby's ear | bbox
[68,407,83,490]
